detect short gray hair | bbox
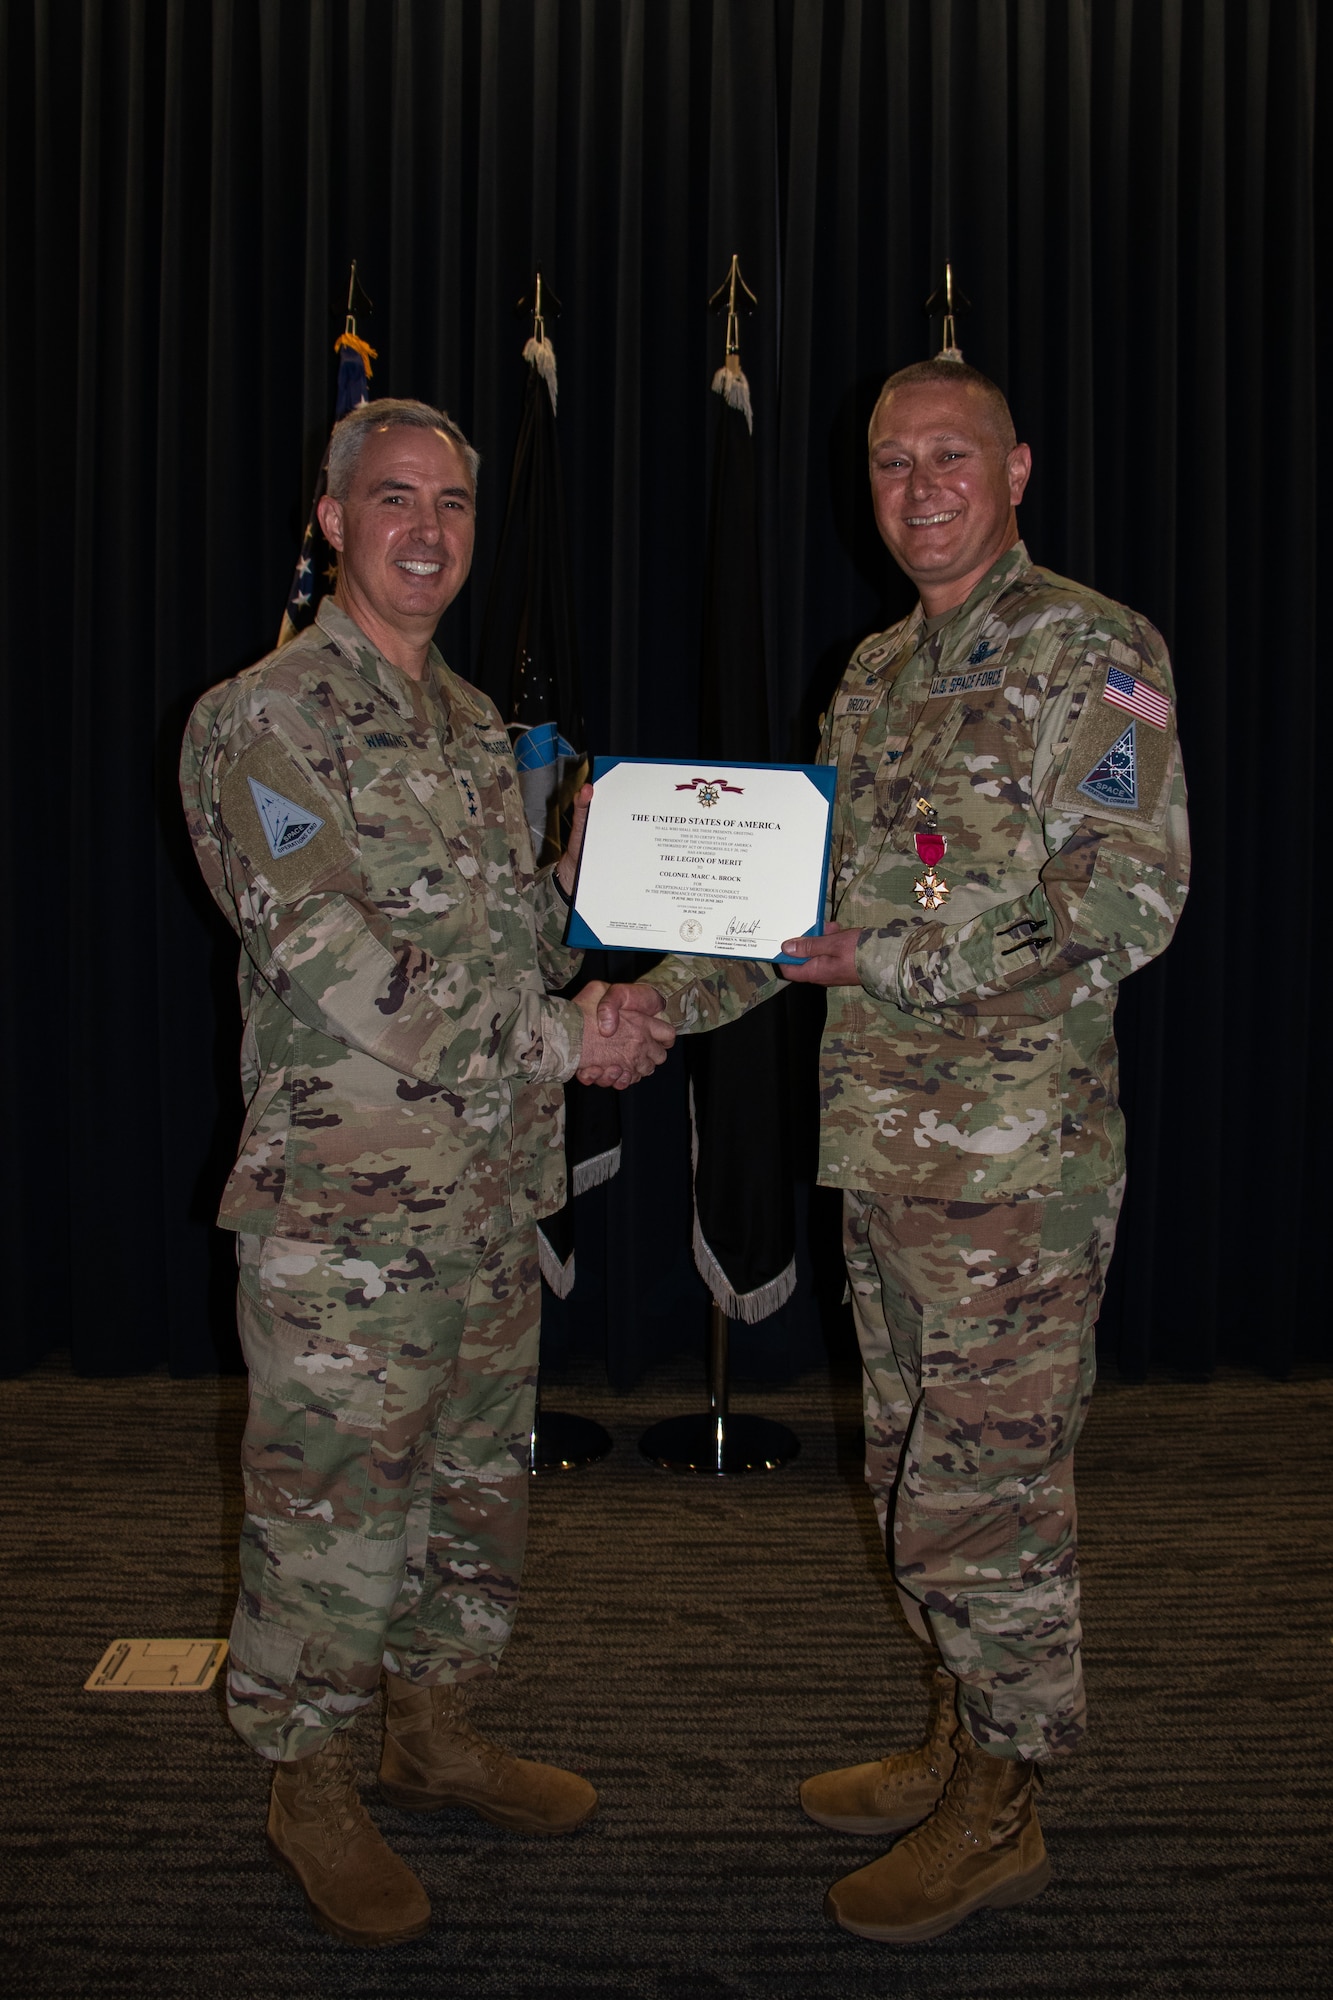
[870,360,1018,453]
[326,397,481,499]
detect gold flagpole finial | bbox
[517,268,562,348]
[334,261,376,377]
[341,260,375,344]
[515,270,563,412]
[707,254,758,429]
[708,253,758,374]
[924,263,971,363]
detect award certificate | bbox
[566,756,836,962]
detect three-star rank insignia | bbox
[912,795,950,909]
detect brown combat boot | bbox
[823,1727,1050,1942]
[379,1676,597,1834]
[800,1667,959,1835]
[267,1730,430,1947]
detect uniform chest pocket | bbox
[879,700,973,844]
[341,756,485,932]
[386,760,483,866]
[348,752,437,833]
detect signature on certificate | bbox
[721,916,763,939]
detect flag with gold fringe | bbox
[475,299,619,1297]
[685,346,796,1322]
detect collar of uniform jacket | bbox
[312,595,491,735]
[917,541,1032,674]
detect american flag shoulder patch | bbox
[1102,664,1170,729]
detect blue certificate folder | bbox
[565,755,837,963]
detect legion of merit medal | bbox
[913,795,950,909]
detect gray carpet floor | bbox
[1,1354,1330,1999]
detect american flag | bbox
[276,330,376,649]
[1102,664,1170,729]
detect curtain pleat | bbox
[0,0,1324,1381]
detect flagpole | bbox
[529,1383,612,1475]
[924,261,971,361]
[638,256,798,1478]
[469,270,610,1473]
[276,263,377,649]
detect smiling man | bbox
[181,399,670,1946]
[590,359,1189,1941]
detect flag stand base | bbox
[529,1390,614,1475]
[638,1304,800,1476]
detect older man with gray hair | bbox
[181,398,670,1946]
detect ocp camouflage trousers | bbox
[227,1218,540,1761]
[843,1179,1124,1762]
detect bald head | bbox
[870,360,1017,455]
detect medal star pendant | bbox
[914,869,950,910]
[912,823,949,908]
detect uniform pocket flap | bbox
[228,1601,304,1686]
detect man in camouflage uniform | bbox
[181,398,669,1946]
[590,360,1188,1941]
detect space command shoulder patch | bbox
[1077,722,1138,809]
[247,777,325,858]
[220,735,347,895]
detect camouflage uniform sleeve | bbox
[643,954,781,1032]
[529,865,584,992]
[856,616,1189,1021]
[187,692,586,1086]
[647,691,835,1031]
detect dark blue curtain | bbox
[0,0,1324,1381]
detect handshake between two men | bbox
[569,925,859,1089]
[557,783,676,1089]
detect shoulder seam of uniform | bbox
[851,615,913,662]
[1022,566,1147,630]
[225,642,366,707]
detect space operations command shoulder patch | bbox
[1078,722,1138,809]
[247,776,325,858]
[219,735,347,896]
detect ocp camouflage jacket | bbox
[651,543,1190,1200]
[180,598,584,1247]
